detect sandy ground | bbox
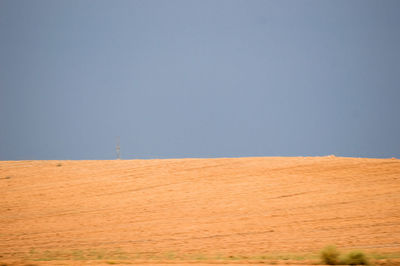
[1,156,399,265]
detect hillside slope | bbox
[1,156,399,260]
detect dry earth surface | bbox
[1,156,399,265]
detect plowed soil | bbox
[1,156,399,264]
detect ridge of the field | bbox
[1,156,399,264]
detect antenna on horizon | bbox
[116,136,121,160]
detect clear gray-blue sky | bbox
[1,0,399,160]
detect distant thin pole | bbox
[116,136,121,160]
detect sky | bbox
[1,0,399,160]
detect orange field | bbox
[1,156,399,265]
